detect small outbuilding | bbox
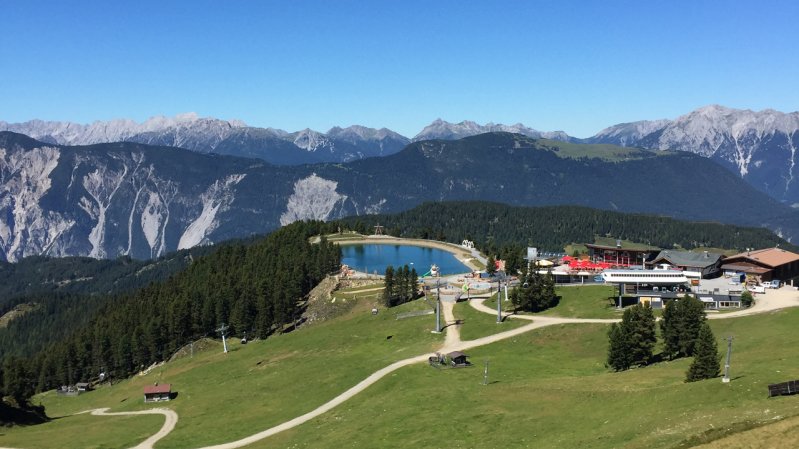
[143,383,172,403]
[75,382,91,392]
[447,351,471,367]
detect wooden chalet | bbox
[646,250,723,279]
[143,383,172,403]
[721,248,799,283]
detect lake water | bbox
[340,244,470,276]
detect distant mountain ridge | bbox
[412,118,573,142]
[2,131,797,263]
[589,105,799,205]
[5,105,799,204]
[0,115,411,166]
[0,115,571,164]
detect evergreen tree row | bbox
[382,265,419,307]
[607,297,720,382]
[1,221,341,403]
[337,201,795,257]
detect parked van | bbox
[768,280,781,289]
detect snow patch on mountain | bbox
[280,174,347,225]
[178,174,246,250]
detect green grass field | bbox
[452,300,526,341]
[324,232,366,242]
[2,298,444,449]
[483,285,621,319]
[0,412,163,449]
[5,287,799,449]
[537,139,655,162]
[261,309,799,449]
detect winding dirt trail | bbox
[15,288,797,449]
[440,299,462,351]
[87,408,178,449]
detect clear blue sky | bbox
[2,1,797,138]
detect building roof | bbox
[585,243,655,253]
[720,263,771,275]
[447,351,468,359]
[649,250,722,268]
[143,383,171,395]
[601,269,689,284]
[726,248,799,268]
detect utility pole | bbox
[434,279,442,333]
[496,278,502,323]
[483,360,489,385]
[216,323,229,354]
[722,336,734,383]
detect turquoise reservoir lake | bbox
[340,244,470,276]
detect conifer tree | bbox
[628,304,657,366]
[409,267,419,301]
[686,323,721,382]
[609,303,657,369]
[486,256,497,275]
[382,266,395,307]
[606,323,631,371]
[661,296,706,359]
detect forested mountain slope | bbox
[0,221,340,402]
[337,201,795,254]
[2,131,797,263]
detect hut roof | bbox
[143,383,171,395]
[447,351,468,359]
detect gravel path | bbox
[440,299,462,351]
[16,287,796,449]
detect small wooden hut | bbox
[143,383,172,403]
[447,351,471,367]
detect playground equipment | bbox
[421,264,441,278]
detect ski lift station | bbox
[600,269,745,309]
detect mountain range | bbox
[0,114,411,166]
[1,131,797,262]
[588,105,799,206]
[4,105,798,205]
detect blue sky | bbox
[1,1,797,137]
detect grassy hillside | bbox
[0,298,445,449]
[4,286,799,449]
[535,138,670,161]
[263,309,799,449]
